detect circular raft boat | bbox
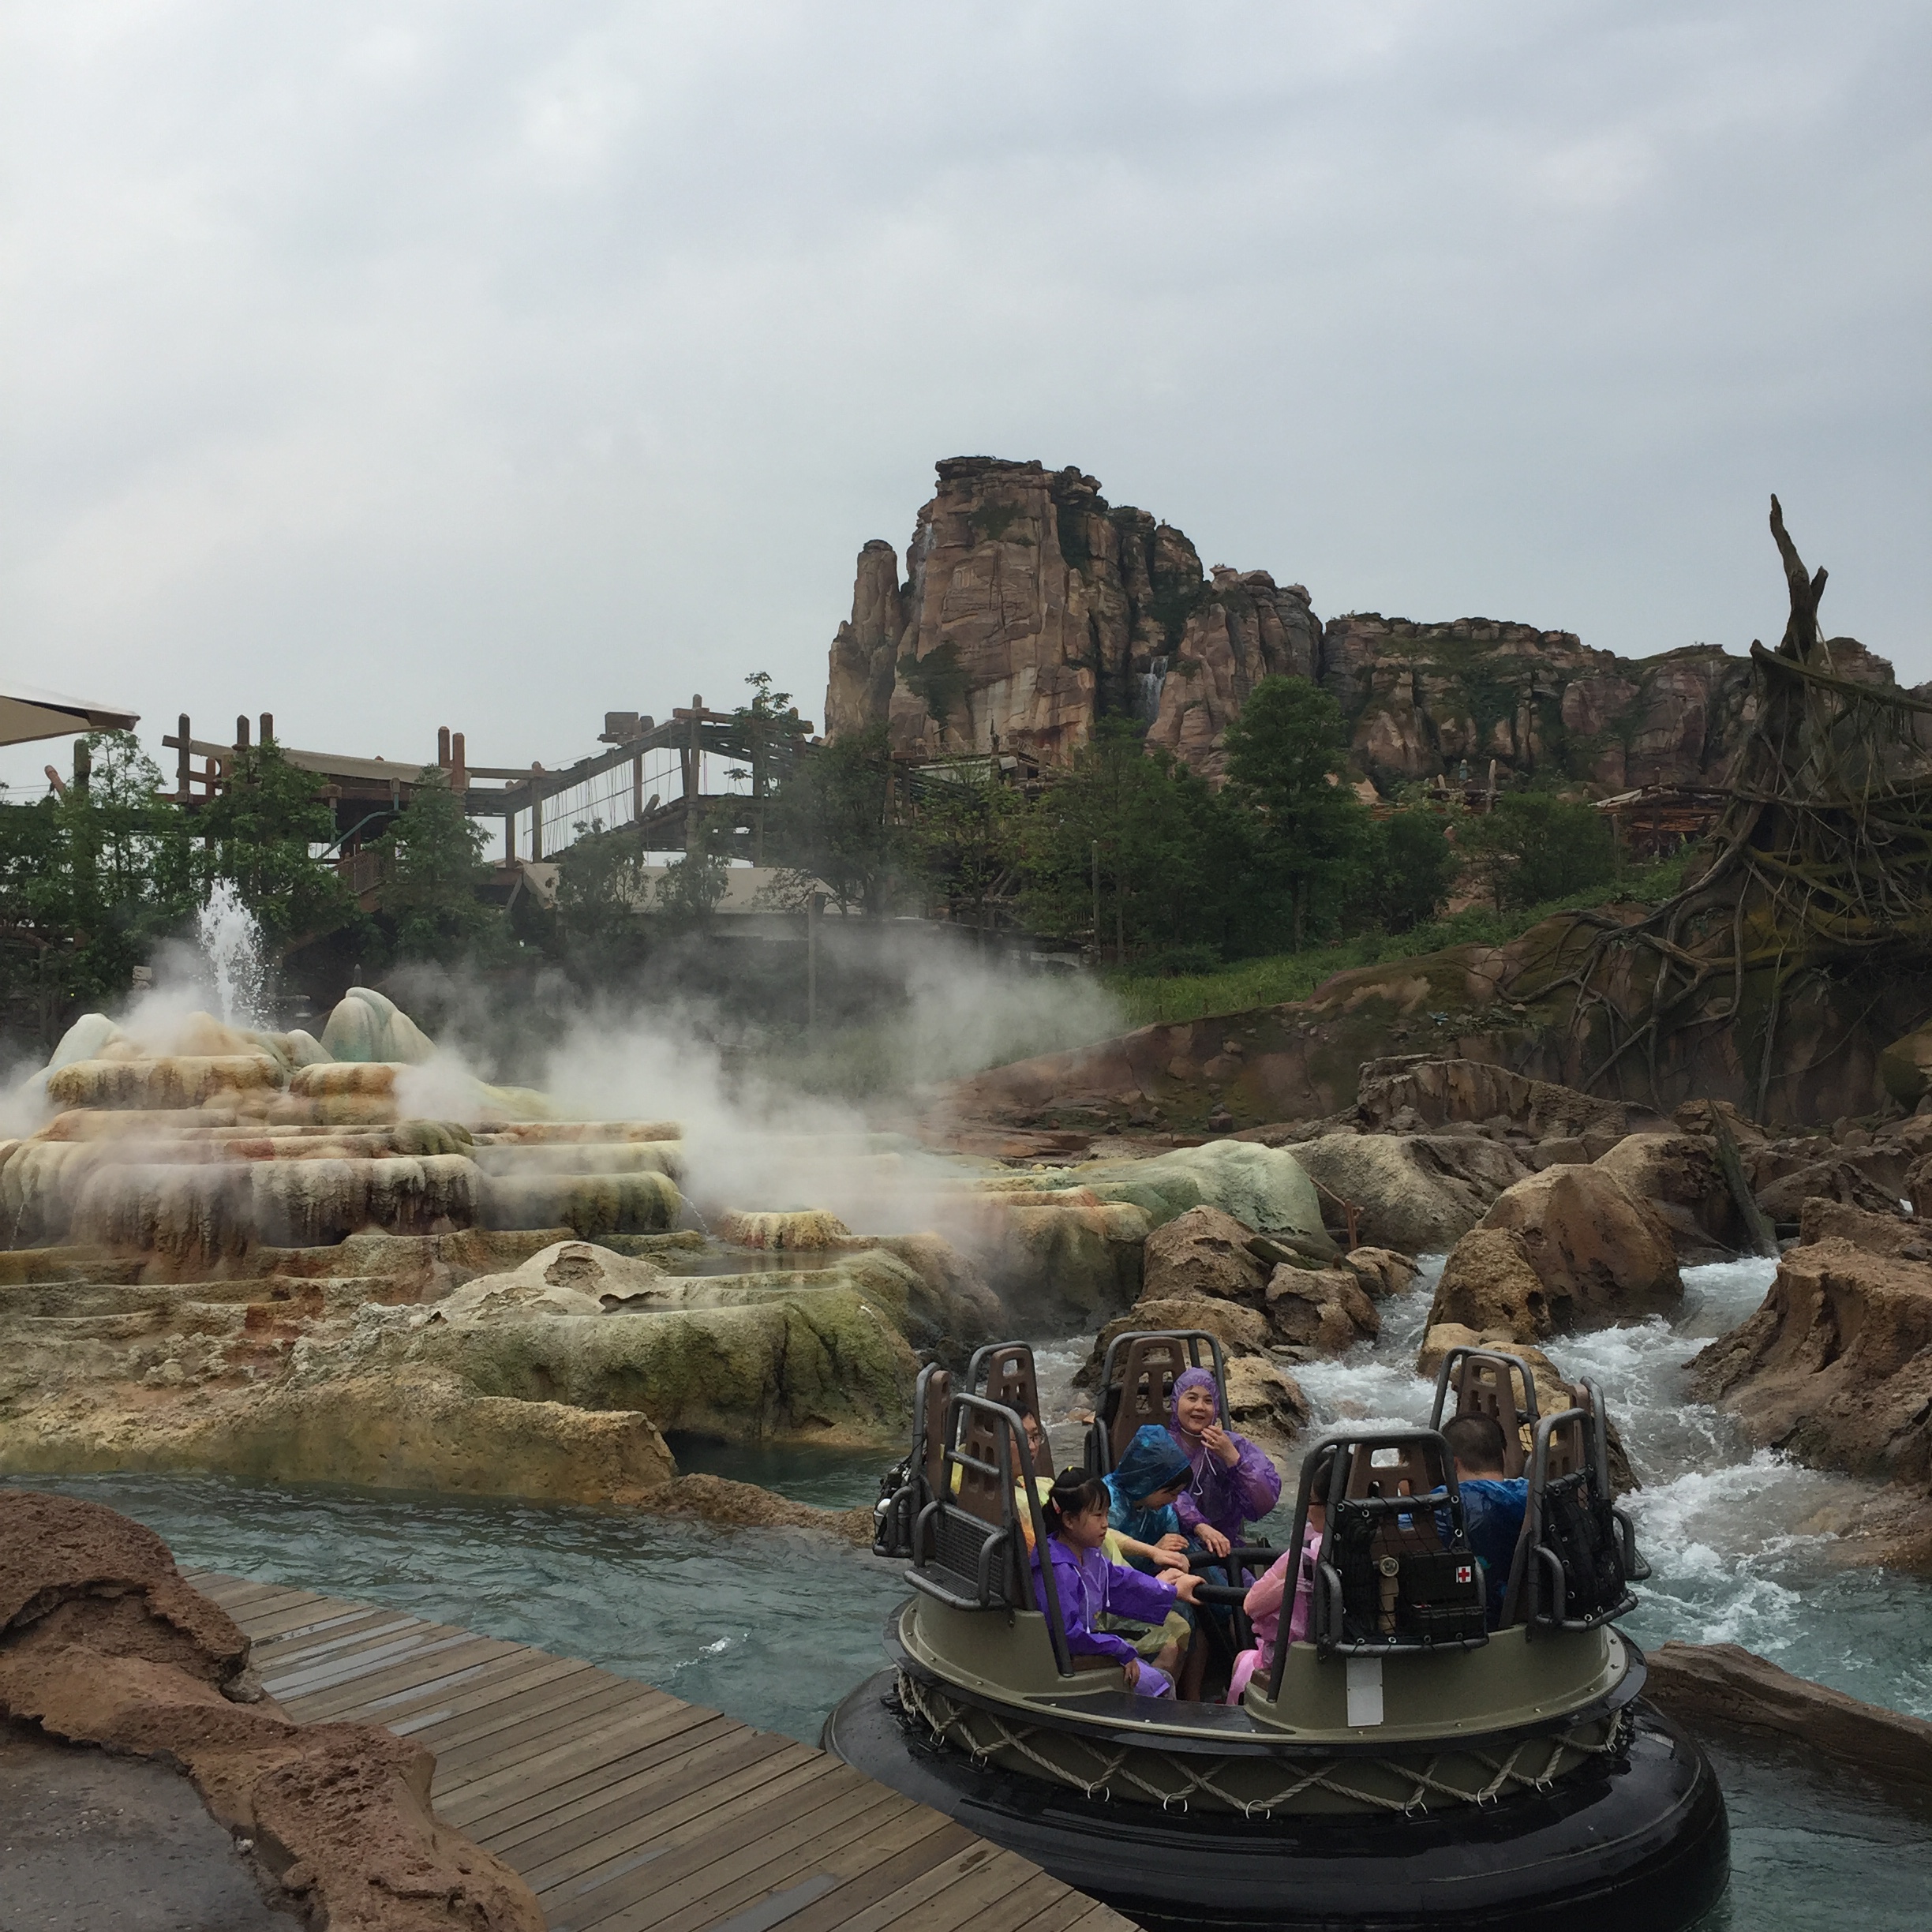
[827,1335,1728,1932]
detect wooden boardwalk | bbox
[189,1571,1133,1932]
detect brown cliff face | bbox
[826,458,1903,792]
[829,457,1209,760]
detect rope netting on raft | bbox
[1527,497,1932,1111]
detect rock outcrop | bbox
[1593,1133,1753,1262]
[1288,1132,1528,1254]
[0,1491,544,1930]
[1688,1211,1932,1564]
[1428,1163,1681,1337]
[1141,1205,1269,1305]
[1643,1641,1932,1799]
[827,459,1916,792]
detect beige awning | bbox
[0,682,140,748]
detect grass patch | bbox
[1103,855,1690,1028]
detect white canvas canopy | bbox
[0,681,140,747]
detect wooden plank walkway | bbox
[188,1571,1134,1932]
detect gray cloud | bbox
[2,0,1926,796]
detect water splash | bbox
[195,879,268,1029]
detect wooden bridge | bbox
[191,1571,1133,1932]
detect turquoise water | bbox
[11,1251,1932,1926]
[6,1470,907,1750]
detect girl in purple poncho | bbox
[1166,1366,1283,1559]
[1032,1469,1203,1697]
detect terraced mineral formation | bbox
[0,993,1007,1504]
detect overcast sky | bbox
[3,1,1926,794]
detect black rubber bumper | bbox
[822,1672,1728,1932]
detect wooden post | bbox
[235,715,250,751]
[751,712,765,866]
[687,695,704,853]
[807,889,824,1040]
[530,784,543,862]
[632,751,643,824]
[73,739,91,795]
[451,732,466,792]
[438,725,451,768]
[177,714,191,801]
[260,713,273,745]
[504,813,516,863]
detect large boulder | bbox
[1225,1356,1310,1448]
[1339,1246,1421,1300]
[1469,1163,1681,1326]
[408,1267,923,1446]
[1751,1136,1910,1226]
[1877,1023,1932,1110]
[0,1492,546,1932]
[1593,1133,1750,1261]
[1141,1204,1269,1305]
[320,985,439,1065]
[987,1196,1151,1329]
[1070,1140,1332,1249]
[1426,1228,1558,1337]
[1265,1264,1380,1354]
[1289,1132,1528,1254]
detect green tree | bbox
[653,807,733,931]
[197,739,361,949]
[0,732,197,1038]
[1468,790,1616,910]
[1359,808,1462,932]
[554,820,650,972]
[1222,676,1370,947]
[372,769,499,963]
[908,763,1024,930]
[1019,721,1252,961]
[767,724,906,914]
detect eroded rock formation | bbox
[1689,1201,1932,1564]
[826,457,1918,790]
[0,1490,544,1930]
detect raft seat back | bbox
[875,1362,948,1559]
[1540,1382,1592,1483]
[967,1342,1041,1474]
[1429,1346,1540,1479]
[1507,1406,1641,1634]
[1104,1331,1229,1466]
[920,1366,954,1502]
[909,1395,1065,1668]
[1310,1429,1488,1659]
[1456,1353,1537,1479]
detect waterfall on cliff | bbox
[196,879,268,1029]
[1137,656,1168,724]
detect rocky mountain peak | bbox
[824,459,1897,795]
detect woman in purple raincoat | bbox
[1031,1470,1203,1698]
[1166,1366,1282,1558]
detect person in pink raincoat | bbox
[1226,1506,1324,1705]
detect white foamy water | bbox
[196,878,268,1029]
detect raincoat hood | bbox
[1168,1366,1220,1419]
[1112,1425,1193,1506]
